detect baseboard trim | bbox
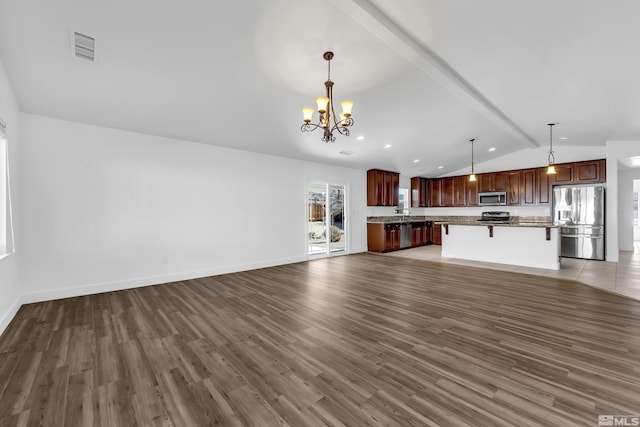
[21,255,308,305]
[0,295,23,338]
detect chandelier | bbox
[301,52,354,142]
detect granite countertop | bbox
[367,215,557,228]
[435,220,557,228]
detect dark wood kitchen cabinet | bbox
[439,176,466,207]
[479,172,507,192]
[575,159,605,183]
[507,171,521,205]
[367,223,401,252]
[466,178,478,206]
[442,177,454,206]
[429,179,443,207]
[520,168,537,206]
[410,177,429,207]
[520,167,552,206]
[453,176,467,206]
[432,223,442,245]
[552,163,574,184]
[367,169,399,206]
[551,160,605,185]
[537,168,552,204]
[410,222,432,247]
[400,159,604,210]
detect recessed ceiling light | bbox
[488,147,496,152]
[413,159,420,163]
[356,135,365,141]
[384,144,392,149]
[437,165,444,169]
[559,137,568,140]
[630,156,640,166]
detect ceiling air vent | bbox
[74,32,95,61]
[339,150,354,156]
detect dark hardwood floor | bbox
[1,253,639,426]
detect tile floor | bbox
[383,241,640,301]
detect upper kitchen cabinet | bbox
[442,177,454,206]
[453,176,467,206]
[433,176,466,207]
[575,160,606,183]
[410,177,429,208]
[507,172,521,205]
[537,168,552,204]
[466,178,478,206]
[367,169,400,206]
[478,172,507,192]
[521,167,552,205]
[552,160,606,185]
[429,179,443,207]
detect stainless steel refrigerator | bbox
[552,185,605,260]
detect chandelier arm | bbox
[301,122,325,133]
[331,123,351,136]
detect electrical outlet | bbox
[544,208,550,214]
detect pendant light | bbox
[469,138,477,182]
[546,123,557,175]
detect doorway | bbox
[633,179,639,248]
[307,183,346,256]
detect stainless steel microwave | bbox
[478,191,507,206]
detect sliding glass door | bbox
[307,183,346,256]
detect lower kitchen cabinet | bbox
[432,224,442,245]
[367,223,401,252]
[410,222,432,247]
[368,222,432,252]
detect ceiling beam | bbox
[329,0,539,148]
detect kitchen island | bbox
[439,221,560,270]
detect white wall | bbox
[606,141,640,261]
[618,168,640,251]
[0,59,20,335]
[18,113,367,303]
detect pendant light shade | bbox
[469,138,477,182]
[546,123,557,175]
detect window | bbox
[0,117,15,259]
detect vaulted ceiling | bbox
[1,0,639,176]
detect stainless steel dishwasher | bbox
[399,223,412,248]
